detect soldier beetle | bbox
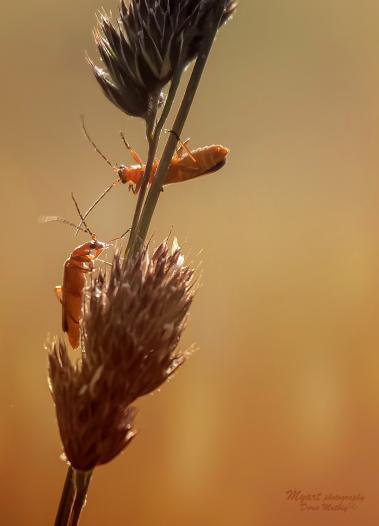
[78,119,230,226]
[43,195,114,349]
[56,236,105,349]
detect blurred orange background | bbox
[1,1,379,524]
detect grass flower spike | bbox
[83,240,194,400]
[48,240,194,471]
[89,0,237,118]
[48,340,137,471]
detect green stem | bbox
[54,466,75,526]
[69,470,93,526]
[135,5,225,250]
[125,132,159,258]
[126,67,184,258]
[156,64,184,136]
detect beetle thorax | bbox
[118,164,145,184]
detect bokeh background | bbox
[1,1,379,524]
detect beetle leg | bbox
[166,130,197,163]
[176,138,192,159]
[128,182,138,194]
[179,140,197,163]
[97,258,113,267]
[93,247,105,259]
[129,147,144,166]
[55,286,63,304]
[121,132,144,166]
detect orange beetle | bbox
[43,196,108,349]
[82,119,230,191]
[55,235,105,349]
[116,137,230,189]
[78,122,230,225]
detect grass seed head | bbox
[89,0,237,118]
[48,240,194,470]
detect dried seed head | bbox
[48,240,195,470]
[89,0,237,117]
[48,340,137,471]
[83,240,195,402]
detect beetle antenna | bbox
[71,192,94,237]
[120,131,131,151]
[120,227,131,239]
[75,179,120,236]
[107,227,131,244]
[39,215,90,235]
[81,115,114,169]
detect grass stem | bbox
[54,466,75,526]
[69,470,93,526]
[135,5,225,250]
[126,65,183,258]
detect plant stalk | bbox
[54,466,75,526]
[135,4,225,250]
[125,130,159,258]
[69,470,93,526]
[126,67,183,258]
